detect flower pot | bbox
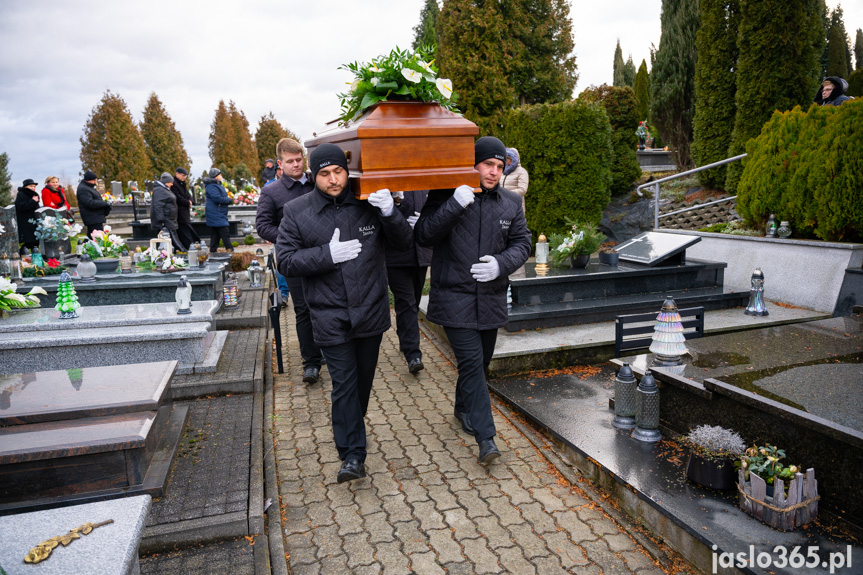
[94,258,120,274]
[598,252,619,266]
[41,240,61,260]
[570,254,590,268]
[685,452,737,491]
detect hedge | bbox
[737,100,863,241]
[503,100,613,238]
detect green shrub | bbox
[848,70,863,98]
[737,100,863,241]
[244,234,255,245]
[231,241,239,247]
[504,100,613,238]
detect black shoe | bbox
[302,366,320,384]
[337,458,366,483]
[408,358,424,374]
[478,438,501,464]
[454,410,475,436]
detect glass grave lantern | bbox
[612,363,637,429]
[149,227,173,258]
[255,247,265,267]
[632,370,662,443]
[223,272,239,310]
[118,249,133,274]
[187,243,199,270]
[649,297,687,367]
[765,214,777,237]
[744,267,769,316]
[76,254,97,282]
[247,260,263,288]
[9,253,22,280]
[175,275,192,314]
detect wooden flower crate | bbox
[305,101,479,199]
[737,469,819,531]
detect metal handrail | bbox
[636,153,747,230]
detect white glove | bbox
[471,255,500,282]
[328,228,362,264]
[391,191,404,203]
[454,185,475,208]
[407,211,420,229]
[367,188,395,216]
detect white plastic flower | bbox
[418,61,434,74]
[103,225,112,233]
[350,79,360,93]
[370,63,383,73]
[370,77,380,86]
[435,78,453,99]
[401,68,422,83]
[0,222,4,234]
[0,277,15,293]
[27,286,48,296]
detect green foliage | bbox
[255,112,299,176]
[692,0,739,189]
[140,93,191,175]
[231,241,239,248]
[244,234,256,246]
[503,100,613,238]
[578,85,641,195]
[828,7,853,78]
[79,91,152,186]
[827,23,849,78]
[0,152,11,206]
[855,28,863,71]
[232,163,253,187]
[613,40,625,87]
[548,221,606,266]
[650,0,700,170]
[848,69,863,97]
[208,100,259,183]
[623,56,636,88]
[726,0,824,194]
[412,0,440,58]
[737,101,863,241]
[634,60,650,122]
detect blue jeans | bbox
[276,270,290,299]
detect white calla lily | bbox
[350,79,360,93]
[0,277,15,292]
[370,77,380,86]
[435,78,454,99]
[27,286,48,296]
[418,60,434,74]
[401,68,422,83]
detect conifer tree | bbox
[140,93,191,174]
[412,0,440,57]
[634,60,650,121]
[855,29,862,70]
[650,0,700,170]
[829,7,853,77]
[255,112,300,176]
[613,40,625,87]
[209,100,233,169]
[0,152,12,206]
[80,91,152,185]
[623,55,637,88]
[228,102,260,182]
[725,0,824,193]
[692,0,739,189]
[208,100,259,180]
[827,23,849,78]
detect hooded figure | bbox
[814,76,852,106]
[15,180,41,251]
[501,147,529,214]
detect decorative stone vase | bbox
[598,251,619,266]
[685,453,737,491]
[94,257,120,274]
[570,254,590,269]
[41,240,61,260]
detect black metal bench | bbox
[614,306,705,358]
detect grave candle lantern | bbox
[649,297,687,366]
[76,254,97,282]
[255,247,265,267]
[223,273,239,310]
[632,370,662,442]
[744,268,769,316]
[9,253,22,280]
[612,363,637,429]
[535,233,549,266]
[175,275,192,314]
[247,260,263,288]
[119,250,133,274]
[187,244,199,270]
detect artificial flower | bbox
[370,77,380,86]
[401,68,422,83]
[418,60,434,74]
[46,258,61,269]
[350,79,360,93]
[436,78,453,99]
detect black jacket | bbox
[815,76,853,106]
[385,190,432,268]
[416,185,531,330]
[76,181,111,226]
[150,182,179,231]
[276,183,413,347]
[172,176,193,225]
[256,173,314,244]
[15,187,41,244]
[261,165,277,183]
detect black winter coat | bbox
[172,177,193,225]
[385,190,432,268]
[416,185,531,330]
[256,173,314,244]
[261,165,277,183]
[150,182,179,231]
[276,183,413,347]
[76,181,111,226]
[15,187,41,244]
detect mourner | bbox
[276,143,412,483]
[15,179,41,253]
[415,136,531,464]
[76,170,111,239]
[150,172,184,251]
[172,167,200,249]
[257,138,324,383]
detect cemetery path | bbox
[272,308,692,575]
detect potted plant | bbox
[683,425,746,491]
[0,277,47,312]
[80,225,127,274]
[598,242,619,266]
[30,216,83,259]
[548,220,606,268]
[738,444,799,498]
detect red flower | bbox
[46,258,61,268]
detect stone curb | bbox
[141,511,248,553]
[249,359,266,537]
[263,339,290,575]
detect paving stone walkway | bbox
[273,308,682,575]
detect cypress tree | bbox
[613,40,625,87]
[725,0,824,194]
[228,102,260,182]
[412,0,440,56]
[209,100,233,169]
[140,93,191,174]
[855,29,862,70]
[829,7,853,78]
[634,60,650,121]
[208,100,259,180]
[0,152,11,206]
[255,113,300,177]
[79,91,152,185]
[827,24,849,78]
[849,69,863,97]
[692,0,739,189]
[623,55,637,88]
[650,0,700,170]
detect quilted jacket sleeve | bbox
[275,205,337,278]
[414,189,465,247]
[255,191,280,244]
[377,209,412,251]
[493,204,531,277]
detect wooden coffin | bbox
[305,101,480,199]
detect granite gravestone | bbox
[615,231,701,267]
[0,205,18,259]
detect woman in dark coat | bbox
[204,168,233,252]
[150,172,185,251]
[15,179,41,253]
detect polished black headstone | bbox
[615,232,701,267]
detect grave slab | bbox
[0,494,150,575]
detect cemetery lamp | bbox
[777,221,791,239]
[119,249,133,274]
[632,370,662,442]
[612,363,637,429]
[242,222,254,236]
[187,243,199,270]
[223,273,239,310]
[0,253,9,277]
[175,275,192,314]
[255,247,265,267]
[535,233,549,265]
[744,268,769,316]
[76,254,97,282]
[649,297,687,367]
[10,253,22,280]
[765,214,777,238]
[247,260,263,288]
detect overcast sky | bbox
[0,0,858,187]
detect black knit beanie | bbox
[474,136,507,166]
[309,143,349,180]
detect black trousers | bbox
[209,226,232,251]
[285,275,323,370]
[443,327,498,443]
[321,334,383,463]
[86,222,104,239]
[176,221,200,249]
[386,265,427,362]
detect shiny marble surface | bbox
[0,362,175,425]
